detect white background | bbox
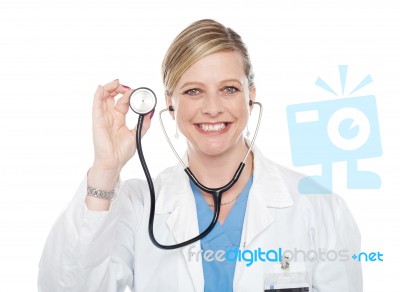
[1,0,399,291]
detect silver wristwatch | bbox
[87,185,115,200]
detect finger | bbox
[93,84,113,121]
[103,80,131,98]
[100,81,131,113]
[114,88,132,115]
[102,79,120,97]
[106,94,117,111]
[93,85,105,113]
[93,80,119,110]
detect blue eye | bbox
[184,88,201,96]
[223,86,239,94]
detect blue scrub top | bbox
[191,176,253,292]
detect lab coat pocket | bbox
[263,261,310,291]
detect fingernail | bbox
[122,84,131,89]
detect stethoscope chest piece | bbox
[129,87,157,115]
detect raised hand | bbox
[87,80,153,209]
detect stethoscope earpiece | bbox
[168,105,174,111]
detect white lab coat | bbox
[38,145,362,292]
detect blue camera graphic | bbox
[286,66,382,194]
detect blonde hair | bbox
[162,19,255,96]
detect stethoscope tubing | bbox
[136,114,245,249]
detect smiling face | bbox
[166,50,256,157]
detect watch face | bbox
[129,87,157,115]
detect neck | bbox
[187,139,252,189]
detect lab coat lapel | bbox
[242,146,294,247]
[234,147,294,286]
[155,161,204,292]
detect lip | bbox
[194,122,231,135]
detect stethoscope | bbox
[129,87,263,250]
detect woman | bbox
[38,19,362,291]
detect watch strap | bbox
[87,185,115,200]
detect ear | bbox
[249,86,256,111]
[165,91,175,120]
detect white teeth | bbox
[199,123,226,132]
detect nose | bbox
[201,93,223,117]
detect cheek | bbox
[232,101,250,119]
[175,107,194,131]
[175,98,199,120]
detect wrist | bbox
[88,164,121,190]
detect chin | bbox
[196,142,232,157]
[187,133,244,157]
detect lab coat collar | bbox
[250,145,294,208]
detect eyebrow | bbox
[179,79,243,90]
[179,82,204,90]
